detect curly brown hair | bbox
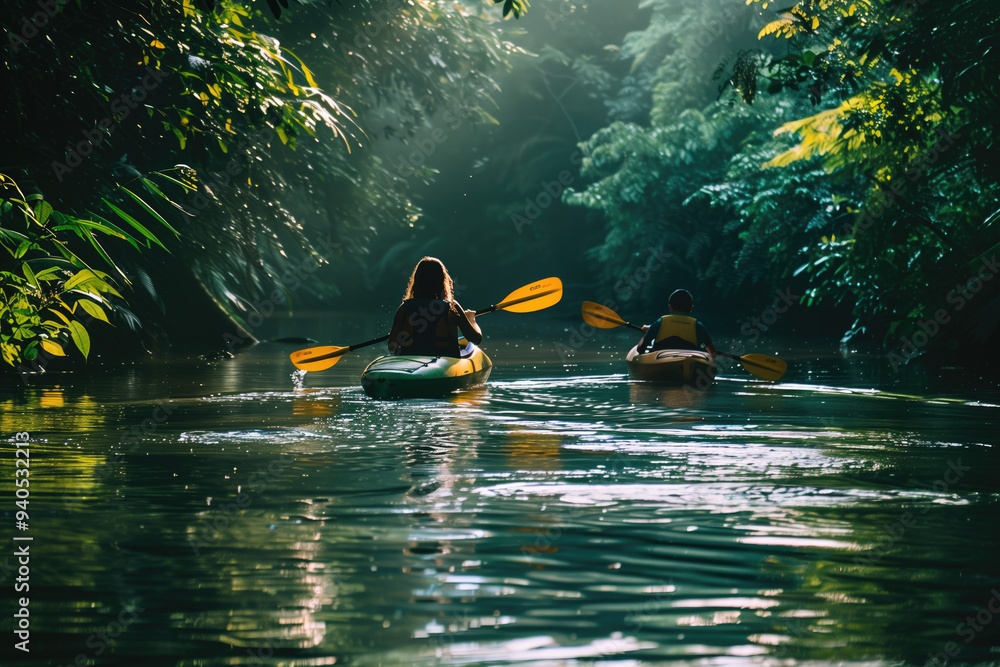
[403,256,454,302]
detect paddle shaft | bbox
[587,309,644,332]
[308,303,510,364]
[581,301,785,380]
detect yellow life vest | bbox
[654,314,698,347]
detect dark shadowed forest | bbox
[3,0,999,378]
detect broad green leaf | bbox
[35,200,53,225]
[22,263,39,288]
[64,269,99,291]
[0,227,31,249]
[32,266,61,281]
[51,309,72,326]
[41,339,66,357]
[76,299,110,324]
[68,320,91,359]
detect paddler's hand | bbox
[464,309,477,326]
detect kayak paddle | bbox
[290,277,563,372]
[580,301,787,381]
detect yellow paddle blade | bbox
[496,277,563,313]
[739,353,787,381]
[289,345,350,372]
[581,301,627,329]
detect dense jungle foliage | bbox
[1,0,518,375]
[3,0,997,376]
[564,0,1000,360]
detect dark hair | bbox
[403,256,454,301]
[668,289,693,313]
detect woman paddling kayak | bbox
[387,257,483,357]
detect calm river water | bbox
[3,322,999,666]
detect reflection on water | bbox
[4,343,1000,666]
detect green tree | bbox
[744,0,1000,353]
[2,0,517,371]
[563,0,809,311]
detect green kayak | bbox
[361,343,492,399]
[625,345,717,385]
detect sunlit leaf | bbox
[63,269,100,291]
[76,299,110,324]
[22,263,38,289]
[101,198,169,250]
[35,200,53,225]
[120,187,179,235]
[68,320,91,359]
[41,339,66,357]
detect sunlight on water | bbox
[8,347,1000,665]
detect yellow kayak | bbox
[625,345,717,385]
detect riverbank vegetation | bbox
[2,0,517,376]
[3,0,997,376]
[563,0,1000,358]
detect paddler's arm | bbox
[453,301,483,345]
[638,319,660,353]
[697,322,717,360]
[387,304,410,354]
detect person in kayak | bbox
[388,257,483,357]
[637,289,717,358]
